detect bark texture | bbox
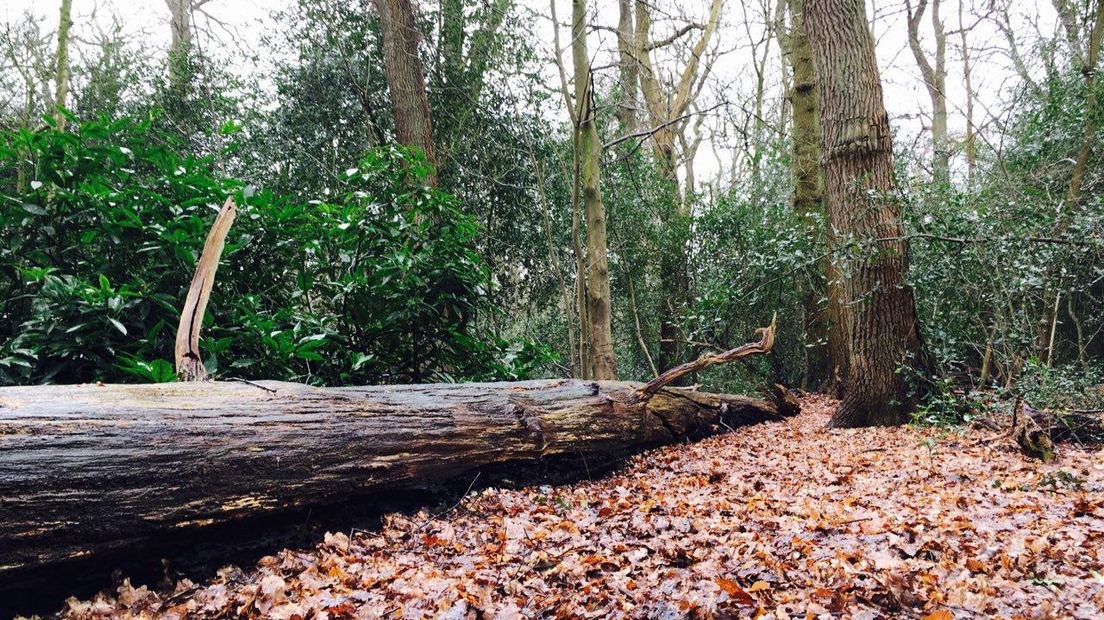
[52,0,73,129]
[373,0,439,184]
[803,0,923,427]
[787,0,848,393]
[572,0,618,380]
[0,379,794,577]
[616,0,638,132]
[175,197,236,381]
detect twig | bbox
[965,429,1011,447]
[833,517,874,526]
[416,472,482,531]
[224,377,277,394]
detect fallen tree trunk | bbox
[0,379,796,579]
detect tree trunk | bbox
[0,379,794,578]
[52,0,73,129]
[958,0,977,186]
[906,0,949,184]
[572,0,618,380]
[616,0,638,132]
[373,0,439,185]
[804,0,923,427]
[165,0,194,92]
[634,0,724,374]
[1063,0,1104,213]
[787,0,848,392]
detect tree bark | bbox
[803,0,923,427]
[165,0,194,92]
[572,0,618,380]
[52,0,73,130]
[175,198,237,381]
[373,0,439,184]
[787,0,848,393]
[616,0,638,132]
[0,379,795,578]
[958,0,977,186]
[905,0,949,184]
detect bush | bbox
[0,113,551,385]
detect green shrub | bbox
[0,113,552,385]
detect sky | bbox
[2,0,1060,186]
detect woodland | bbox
[1,0,1103,617]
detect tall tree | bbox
[957,0,977,186]
[1062,0,1104,214]
[803,0,923,427]
[786,0,848,393]
[571,0,617,380]
[634,0,724,373]
[549,0,592,378]
[1040,0,1104,366]
[905,0,950,184]
[52,0,73,129]
[165,0,204,92]
[372,0,439,184]
[616,0,638,132]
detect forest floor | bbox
[57,396,1104,620]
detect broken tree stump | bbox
[1014,399,1056,462]
[0,379,796,579]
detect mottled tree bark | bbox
[373,0,439,185]
[787,0,848,393]
[52,0,73,129]
[0,379,795,577]
[803,0,923,427]
[572,0,618,380]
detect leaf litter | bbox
[54,395,1104,619]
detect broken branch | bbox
[175,197,237,381]
[637,315,777,399]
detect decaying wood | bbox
[1013,399,1055,462]
[174,197,237,381]
[1023,403,1104,445]
[638,317,776,399]
[0,378,797,578]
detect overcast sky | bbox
[3,0,1059,185]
